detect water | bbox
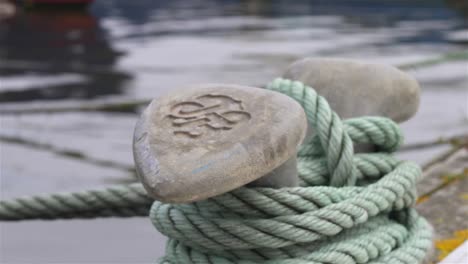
[0,0,467,262]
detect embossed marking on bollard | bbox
[166,94,251,138]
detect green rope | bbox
[150,79,432,263]
[0,78,432,264]
[0,183,152,220]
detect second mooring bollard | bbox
[283,58,421,154]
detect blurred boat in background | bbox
[19,0,94,8]
[0,0,16,20]
[25,0,93,3]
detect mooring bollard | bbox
[131,59,432,264]
[283,58,421,122]
[133,84,307,203]
[283,58,421,151]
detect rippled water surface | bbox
[0,0,467,262]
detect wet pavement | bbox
[0,0,467,263]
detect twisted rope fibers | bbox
[0,183,151,219]
[0,78,432,264]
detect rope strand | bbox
[0,183,152,220]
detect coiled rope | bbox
[0,78,432,264]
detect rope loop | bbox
[151,78,432,263]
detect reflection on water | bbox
[0,0,466,104]
[0,6,130,102]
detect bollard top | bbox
[283,57,421,123]
[133,84,307,203]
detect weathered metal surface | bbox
[133,84,307,203]
[283,58,421,122]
